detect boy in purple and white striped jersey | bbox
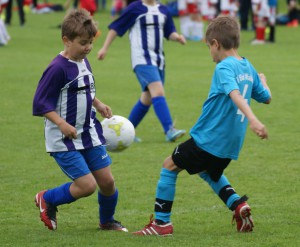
[97,0,186,143]
[33,9,127,232]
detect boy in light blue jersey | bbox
[97,0,186,142]
[133,16,272,236]
[33,9,127,232]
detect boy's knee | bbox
[84,181,98,196]
[99,177,115,191]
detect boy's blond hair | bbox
[205,16,240,49]
[61,9,97,40]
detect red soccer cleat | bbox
[35,190,58,230]
[132,215,173,236]
[232,202,254,232]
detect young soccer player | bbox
[0,0,11,46]
[251,0,277,44]
[97,0,186,142]
[133,16,272,236]
[33,9,127,232]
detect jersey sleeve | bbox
[32,63,65,116]
[216,65,239,95]
[251,72,271,103]
[161,6,177,39]
[108,2,145,37]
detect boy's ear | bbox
[211,39,221,49]
[62,36,69,46]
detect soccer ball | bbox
[101,115,135,152]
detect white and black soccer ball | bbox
[101,115,135,152]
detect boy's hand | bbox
[58,121,77,139]
[93,98,112,118]
[98,104,112,119]
[177,34,186,45]
[97,48,107,60]
[258,73,266,84]
[249,119,268,139]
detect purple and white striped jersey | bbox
[33,54,105,152]
[109,0,177,70]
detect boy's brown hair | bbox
[205,16,240,49]
[61,9,97,40]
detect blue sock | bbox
[128,100,150,128]
[199,172,240,209]
[43,182,76,206]
[98,189,118,224]
[152,96,173,133]
[155,168,178,222]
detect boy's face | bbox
[63,35,94,62]
[207,39,221,64]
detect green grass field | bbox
[1,3,299,246]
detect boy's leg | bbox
[154,168,178,223]
[98,189,127,231]
[199,172,240,208]
[152,96,173,134]
[134,65,185,141]
[199,172,254,232]
[85,146,128,232]
[152,96,186,141]
[35,183,76,230]
[133,167,177,236]
[128,99,150,129]
[35,151,94,230]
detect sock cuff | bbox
[65,182,77,202]
[161,168,178,179]
[152,96,165,104]
[138,99,150,110]
[230,195,249,211]
[98,189,118,202]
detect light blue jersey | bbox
[190,56,270,160]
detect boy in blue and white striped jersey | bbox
[97,0,186,142]
[33,9,127,232]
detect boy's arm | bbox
[93,98,113,119]
[44,111,77,139]
[169,32,186,45]
[229,90,268,139]
[97,30,118,60]
[258,73,272,104]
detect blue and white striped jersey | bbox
[33,54,105,152]
[109,0,177,70]
[190,57,271,160]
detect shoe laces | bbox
[144,214,155,228]
[111,220,123,226]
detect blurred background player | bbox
[239,0,254,30]
[0,0,11,46]
[251,0,269,44]
[110,0,125,19]
[251,0,278,44]
[4,0,25,26]
[220,0,239,17]
[267,0,277,43]
[199,0,218,21]
[178,0,203,41]
[97,0,186,142]
[286,0,299,27]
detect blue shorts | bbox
[51,146,112,180]
[134,65,165,91]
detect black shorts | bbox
[171,138,231,181]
